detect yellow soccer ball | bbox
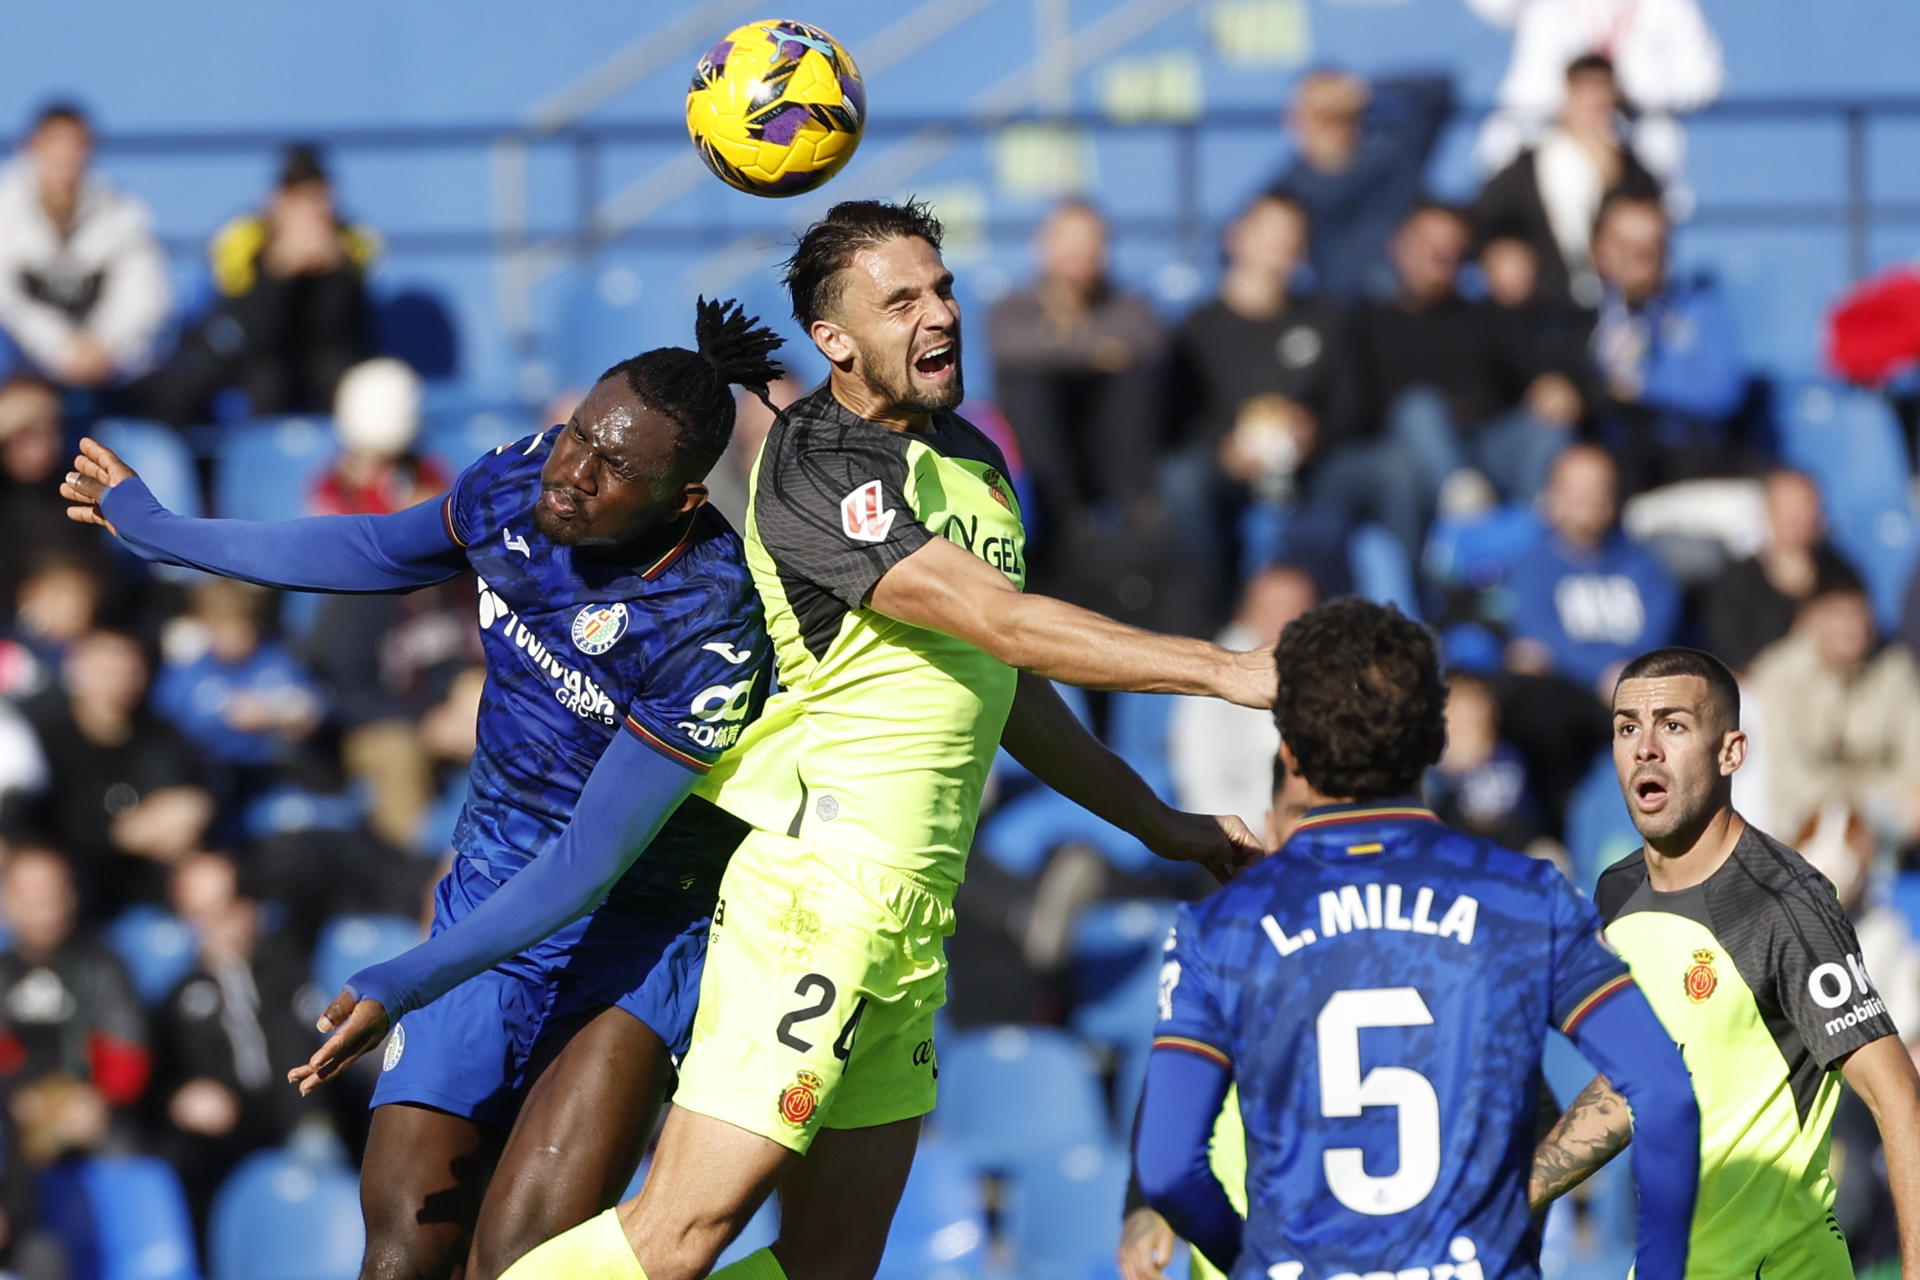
[686,19,866,198]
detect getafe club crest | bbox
[571,602,630,655]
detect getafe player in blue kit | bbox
[62,299,782,1280]
[1137,599,1702,1280]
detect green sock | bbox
[710,1247,788,1280]
[497,1207,647,1280]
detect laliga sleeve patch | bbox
[841,480,897,543]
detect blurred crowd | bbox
[0,20,1918,1276]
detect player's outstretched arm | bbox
[1001,673,1261,882]
[868,536,1275,708]
[1527,1074,1632,1210]
[63,437,466,593]
[287,732,699,1095]
[1565,988,1700,1280]
[1840,1035,1920,1274]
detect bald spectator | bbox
[1473,55,1661,307]
[1168,566,1314,830]
[1587,191,1745,495]
[989,199,1164,536]
[1506,444,1680,695]
[0,103,169,391]
[1269,69,1453,302]
[0,848,149,1167]
[1703,468,1857,673]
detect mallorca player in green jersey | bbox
[1529,647,1920,1276]
[502,199,1273,1280]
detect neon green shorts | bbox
[672,828,955,1153]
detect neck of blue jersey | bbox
[1291,797,1440,834]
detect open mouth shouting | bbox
[913,343,956,381]
[1631,773,1670,814]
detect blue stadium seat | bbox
[976,789,1154,878]
[373,287,461,382]
[875,1134,991,1280]
[1772,379,1917,626]
[104,905,198,1006]
[40,1155,201,1280]
[1349,523,1420,618]
[310,913,423,998]
[208,1149,361,1280]
[1002,1142,1132,1280]
[935,1026,1106,1172]
[1068,900,1177,1052]
[1422,504,1544,590]
[1892,870,1920,938]
[1106,694,1175,796]
[1564,753,1639,893]
[211,416,340,523]
[420,404,524,472]
[93,420,203,519]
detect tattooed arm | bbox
[1529,1074,1634,1212]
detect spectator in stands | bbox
[151,851,311,1238]
[0,103,169,392]
[988,199,1164,538]
[1268,69,1453,302]
[9,552,104,684]
[1478,235,1590,495]
[151,579,325,811]
[138,143,377,425]
[1473,55,1661,307]
[308,358,447,516]
[0,847,149,1167]
[1702,468,1856,673]
[1168,566,1314,831]
[1466,0,1723,205]
[1506,443,1680,695]
[23,628,212,919]
[1586,191,1746,495]
[1351,201,1579,515]
[1161,195,1351,614]
[0,374,101,613]
[1747,561,1920,849]
[1427,672,1546,851]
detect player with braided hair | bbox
[61,299,787,1280]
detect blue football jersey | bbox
[440,430,770,885]
[1155,802,1631,1280]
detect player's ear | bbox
[810,318,854,367]
[673,481,709,517]
[1718,728,1747,778]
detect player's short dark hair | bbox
[1274,599,1447,802]
[30,100,89,134]
[783,198,946,328]
[1613,647,1741,733]
[277,143,329,190]
[597,296,785,486]
[1567,52,1616,82]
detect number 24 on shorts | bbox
[776,973,868,1061]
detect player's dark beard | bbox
[856,337,963,416]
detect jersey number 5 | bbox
[1316,987,1440,1216]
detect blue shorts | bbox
[371,853,711,1130]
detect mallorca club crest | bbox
[982,467,1013,512]
[1684,948,1718,1003]
[571,602,630,656]
[779,1070,823,1127]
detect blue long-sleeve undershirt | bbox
[99,476,466,592]
[1566,987,1700,1280]
[1136,1047,1240,1273]
[346,728,700,1021]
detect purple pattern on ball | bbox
[839,75,866,118]
[769,167,824,195]
[757,104,809,147]
[703,38,732,73]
